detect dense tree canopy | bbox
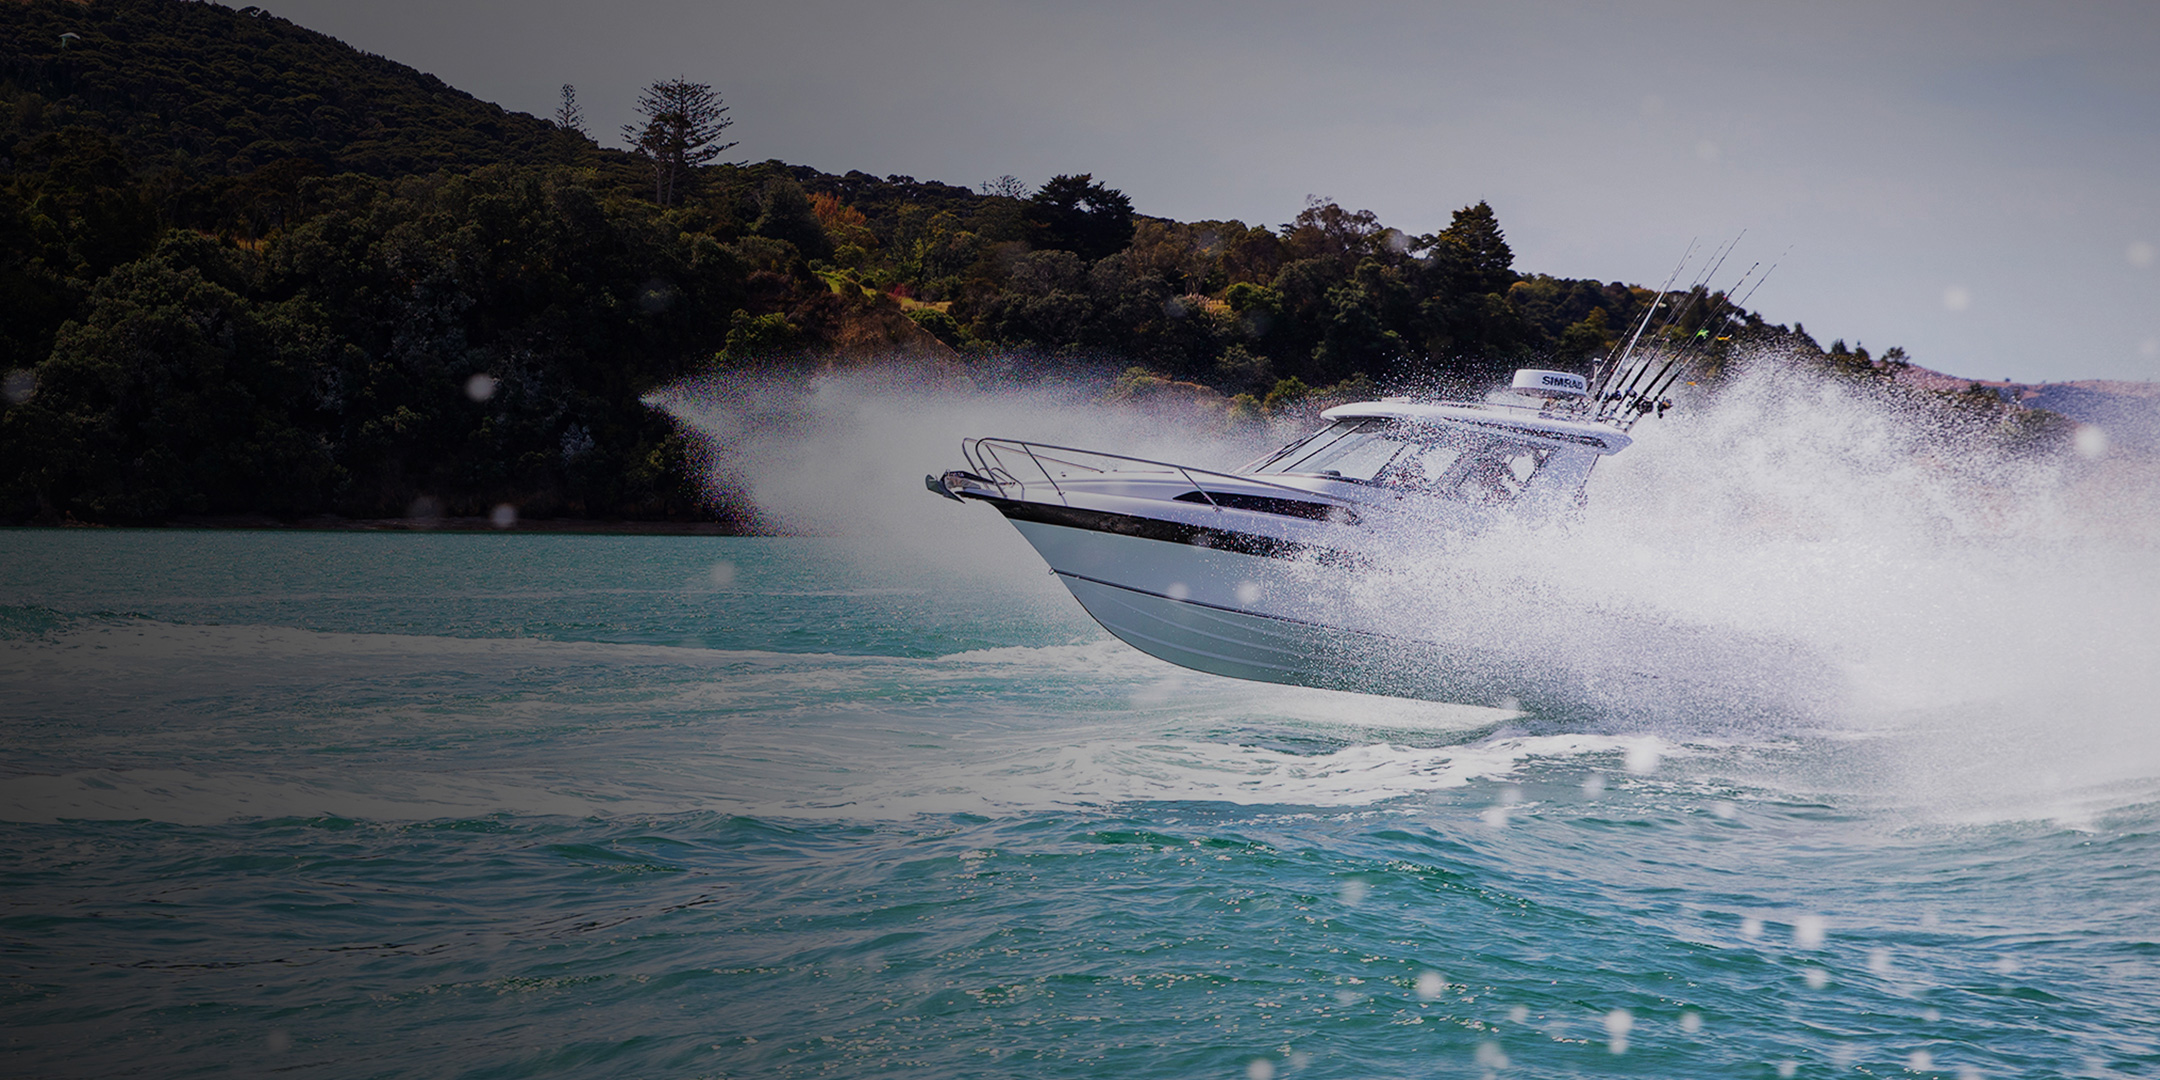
[1,0,2008,526]
[1025,174,1135,262]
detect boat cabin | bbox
[1248,400,1630,509]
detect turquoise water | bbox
[3,527,2158,1079]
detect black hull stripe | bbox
[969,493,1375,567]
[967,493,1318,560]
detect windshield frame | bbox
[1252,417,1555,501]
[1250,419,1393,477]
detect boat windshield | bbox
[1253,418,1552,503]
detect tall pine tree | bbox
[621,78,737,206]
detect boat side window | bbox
[1372,422,1469,490]
[1448,441,1549,503]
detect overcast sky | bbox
[264,0,2160,383]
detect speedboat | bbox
[928,369,1658,708]
[930,332,1837,723]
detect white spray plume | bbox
[649,356,2160,823]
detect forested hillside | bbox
[0,0,2053,527]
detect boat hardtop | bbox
[1315,399,1632,455]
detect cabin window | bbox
[1252,419,1391,478]
[1256,419,1552,501]
[1372,440,1465,489]
[1446,443,1549,502]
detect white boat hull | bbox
[1004,516,1839,723]
[1009,517,1522,705]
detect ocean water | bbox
[6,369,2160,1079]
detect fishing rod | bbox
[1621,250,1787,429]
[1617,286,1738,429]
[1591,294,1667,414]
[1592,241,1695,409]
[1656,234,1742,341]
[1597,235,1744,424]
[1596,240,1693,391]
[1641,255,1758,393]
[1724,246,1786,319]
[1653,247,1785,399]
[1614,236,1747,416]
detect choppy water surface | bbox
[6,371,2160,1078]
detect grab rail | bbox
[960,437,1356,512]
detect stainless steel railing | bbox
[959,437,1354,511]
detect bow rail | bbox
[959,437,1355,510]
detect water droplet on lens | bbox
[1624,741,1660,774]
[1740,916,1764,940]
[1679,1009,1702,1033]
[465,373,498,402]
[1776,1061,1798,1078]
[1869,947,1893,975]
[1167,582,1191,600]
[1581,774,1606,796]
[490,503,517,529]
[1338,879,1368,906]
[1415,971,1445,1000]
[406,495,442,524]
[1508,1004,1529,1024]
[1804,967,1830,989]
[709,561,738,587]
[1603,1008,1633,1055]
[1246,1058,1275,1080]
[2,369,34,405]
[2074,425,2109,459]
[1794,914,1827,948]
[1909,1050,1934,1070]
[1476,1041,1510,1068]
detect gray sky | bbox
[265,0,2160,383]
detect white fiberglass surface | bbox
[1007,518,1339,617]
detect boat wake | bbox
[655,357,2160,819]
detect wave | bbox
[644,360,2160,817]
